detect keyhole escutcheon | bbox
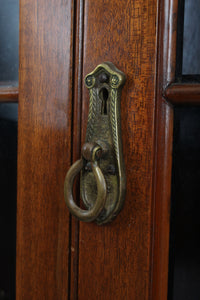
[100,87,109,115]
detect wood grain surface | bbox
[17,1,74,299]
[78,0,158,299]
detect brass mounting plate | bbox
[80,62,126,224]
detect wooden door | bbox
[16,0,176,299]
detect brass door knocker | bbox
[64,62,126,224]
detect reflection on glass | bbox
[182,0,200,74]
[168,107,200,300]
[0,0,19,82]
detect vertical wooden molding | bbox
[151,0,178,299]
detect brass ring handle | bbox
[64,144,107,222]
[64,62,126,224]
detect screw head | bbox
[99,72,109,83]
[85,75,94,87]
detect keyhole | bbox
[100,88,109,115]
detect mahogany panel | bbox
[78,1,158,299]
[17,1,74,299]
[165,83,200,105]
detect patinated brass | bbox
[64,62,126,224]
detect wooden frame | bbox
[152,0,200,299]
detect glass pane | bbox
[182,0,200,75]
[0,0,19,82]
[168,107,200,300]
[0,104,18,300]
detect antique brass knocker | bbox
[64,62,126,224]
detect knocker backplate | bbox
[80,62,126,224]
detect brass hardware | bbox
[64,62,126,224]
[64,143,106,222]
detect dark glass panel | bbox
[0,104,18,300]
[0,0,19,82]
[182,0,200,75]
[168,107,200,300]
